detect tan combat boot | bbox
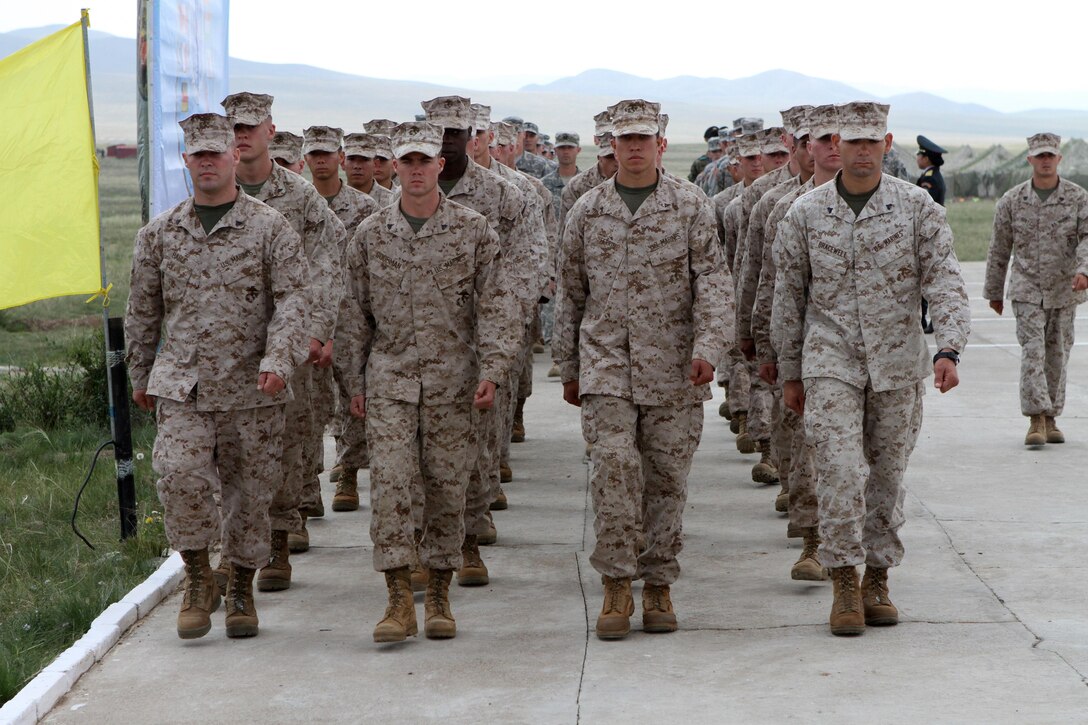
[791,528,828,581]
[490,485,508,511]
[751,443,778,484]
[828,566,865,636]
[532,340,545,354]
[224,565,259,638]
[1025,414,1046,446]
[730,409,745,435]
[409,530,429,592]
[287,514,310,553]
[736,413,757,454]
[861,566,899,626]
[547,363,560,378]
[332,467,360,511]
[257,530,292,591]
[1045,416,1064,444]
[511,398,526,442]
[374,567,418,642]
[212,553,230,592]
[774,458,791,512]
[596,576,634,640]
[499,463,513,483]
[456,535,489,587]
[328,464,344,482]
[478,512,498,546]
[425,569,457,639]
[177,549,221,639]
[300,496,324,519]
[642,583,678,633]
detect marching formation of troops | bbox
[125,85,1084,645]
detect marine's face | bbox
[599,154,619,178]
[809,134,842,175]
[393,152,444,197]
[373,156,394,183]
[440,127,472,165]
[837,135,890,182]
[305,150,343,182]
[232,118,273,162]
[184,149,239,196]
[763,150,789,171]
[343,154,375,187]
[612,133,660,176]
[524,132,539,154]
[1028,152,1060,179]
[793,136,814,176]
[556,145,580,166]
[739,154,763,182]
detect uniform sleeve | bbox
[474,219,521,385]
[752,205,785,364]
[983,195,1014,301]
[305,194,347,342]
[1077,193,1088,278]
[771,208,810,382]
[124,226,164,391]
[332,225,375,400]
[917,201,970,354]
[689,200,734,366]
[261,219,311,382]
[552,204,588,383]
[736,196,771,339]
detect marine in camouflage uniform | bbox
[269,130,304,174]
[772,101,970,635]
[510,119,554,178]
[984,133,1088,445]
[335,122,520,641]
[342,132,397,207]
[126,113,310,638]
[554,100,733,639]
[223,92,346,591]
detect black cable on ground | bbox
[71,439,115,550]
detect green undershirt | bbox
[194,200,236,234]
[1033,183,1056,203]
[837,175,879,217]
[615,178,659,215]
[401,209,430,234]
[238,179,266,197]
[438,178,459,196]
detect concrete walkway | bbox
[43,263,1088,723]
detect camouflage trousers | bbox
[366,397,475,572]
[332,366,369,470]
[781,406,818,537]
[502,325,534,468]
[303,365,336,512]
[269,365,313,534]
[1014,301,1076,417]
[540,299,555,343]
[153,398,284,570]
[805,378,923,569]
[745,359,775,441]
[582,395,703,586]
[464,404,501,537]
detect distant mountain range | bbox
[3,26,1085,146]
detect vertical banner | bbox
[147,0,230,218]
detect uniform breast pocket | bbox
[221,263,264,306]
[648,241,688,287]
[160,257,193,305]
[433,258,474,309]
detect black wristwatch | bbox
[933,349,959,365]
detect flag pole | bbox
[82,8,138,541]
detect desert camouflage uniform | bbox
[711,182,747,394]
[312,183,380,513]
[559,162,613,230]
[772,174,970,567]
[698,156,734,197]
[247,163,346,536]
[364,180,396,208]
[126,193,310,568]
[444,160,543,537]
[335,198,520,571]
[554,173,734,584]
[984,177,1088,417]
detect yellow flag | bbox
[0,20,104,311]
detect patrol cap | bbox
[371,135,394,160]
[343,132,380,158]
[364,119,396,136]
[539,133,551,144]
[302,126,343,155]
[414,114,427,122]
[781,105,814,139]
[916,134,947,156]
[555,132,580,147]
[593,111,613,137]
[470,103,492,132]
[737,117,764,136]
[492,121,518,147]
[391,121,443,159]
[597,132,615,158]
[658,113,669,136]
[608,99,662,136]
[737,134,762,157]
[221,92,274,126]
[422,95,474,130]
[502,115,524,127]
[836,101,889,141]
[760,127,788,155]
[707,137,722,152]
[269,131,303,164]
[808,104,840,139]
[1027,132,1061,156]
[523,121,540,135]
[180,113,234,154]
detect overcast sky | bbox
[3,0,1084,112]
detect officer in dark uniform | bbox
[916,134,947,332]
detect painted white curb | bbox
[0,551,184,725]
